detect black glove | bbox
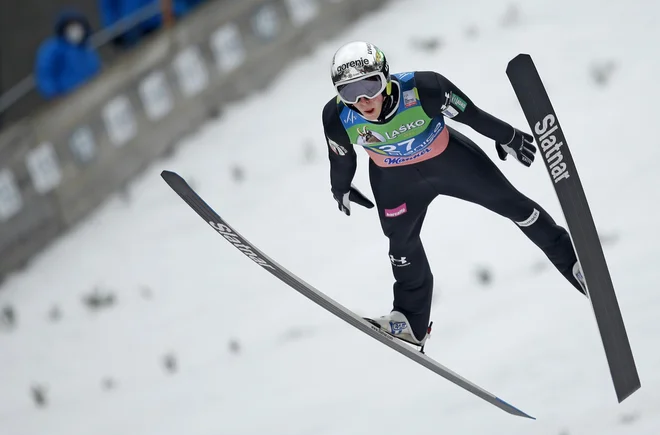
[333,185,374,216]
[496,128,537,167]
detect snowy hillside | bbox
[1,0,659,434]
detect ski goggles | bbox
[335,72,388,105]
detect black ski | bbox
[161,170,535,419]
[506,53,641,403]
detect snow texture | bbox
[1,0,658,434]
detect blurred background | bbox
[0,0,658,434]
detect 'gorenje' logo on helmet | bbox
[336,58,370,73]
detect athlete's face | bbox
[354,94,384,120]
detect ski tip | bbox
[496,397,535,420]
[161,170,195,195]
[161,170,187,187]
[161,170,179,179]
[506,53,533,71]
[510,53,532,62]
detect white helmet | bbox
[330,41,390,105]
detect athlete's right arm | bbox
[322,99,357,196]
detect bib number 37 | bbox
[378,138,416,155]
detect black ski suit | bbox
[322,71,583,341]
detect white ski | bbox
[161,170,534,419]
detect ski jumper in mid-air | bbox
[321,41,587,348]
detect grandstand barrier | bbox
[0,0,388,282]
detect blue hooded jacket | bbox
[99,0,207,46]
[35,10,102,99]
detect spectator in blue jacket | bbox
[35,10,102,99]
[99,0,207,48]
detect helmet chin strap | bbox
[378,79,400,122]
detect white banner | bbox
[173,46,210,97]
[102,96,137,147]
[285,0,319,26]
[69,126,97,164]
[0,169,23,222]
[210,23,246,73]
[252,4,280,41]
[25,142,63,194]
[139,70,174,121]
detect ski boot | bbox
[364,310,433,353]
[573,261,588,296]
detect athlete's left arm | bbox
[414,71,517,144]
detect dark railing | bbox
[0,2,167,117]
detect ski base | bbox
[161,169,535,420]
[506,53,641,403]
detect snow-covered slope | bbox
[1,0,658,434]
